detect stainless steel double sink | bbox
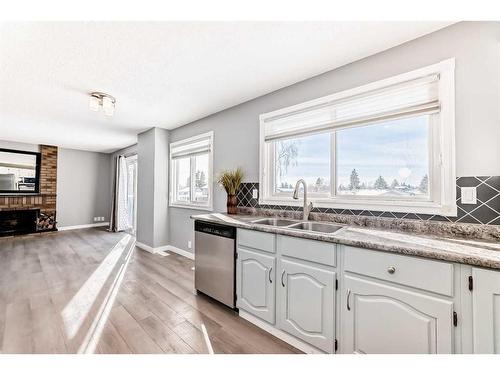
[250,218,343,234]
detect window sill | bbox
[169,202,213,212]
[259,197,457,217]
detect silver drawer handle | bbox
[387,266,396,274]
[269,267,273,283]
[347,289,351,311]
[281,270,286,287]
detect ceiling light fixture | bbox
[89,92,116,117]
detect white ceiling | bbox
[0,21,454,153]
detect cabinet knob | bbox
[387,266,396,274]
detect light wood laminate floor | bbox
[0,228,300,354]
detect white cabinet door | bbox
[278,258,335,353]
[472,267,500,353]
[236,247,276,324]
[342,274,454,354]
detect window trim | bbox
[259,59,456,216]
[169,131,214,211]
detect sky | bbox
[275,115,429,189]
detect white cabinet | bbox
[278,258,336,353]
[236,247,276,324]
[472,267,500,353]
[343,245,454,296]
[341,274,454,354]
[235,228,500,355]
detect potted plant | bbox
[217,168,243,214]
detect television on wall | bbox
[0,148,41,194]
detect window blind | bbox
[170,136,211,159]
[263,74,440,142]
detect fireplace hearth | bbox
[0,209,39,236]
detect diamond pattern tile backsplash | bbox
[237,177,500,225]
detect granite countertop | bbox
[191,213,500,270]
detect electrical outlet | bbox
[461,187,477,204]
[188,241,192,249]
[100,217,105,221]
[252,189,258,199]
[93,217,98,222]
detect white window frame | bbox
[259,59,456,216]
[169,131,214,211]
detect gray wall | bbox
[168,21,500,253]
[57,148,112,227]
[137,129,155,246]
[137,127,169,248]
[153,128,170,247]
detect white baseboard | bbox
[166,245,195,260]
[135,243,194,260]
[136,241,169,254]
[239,310,326,354]
[58,222,109,231]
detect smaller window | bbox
[169,131,213,210]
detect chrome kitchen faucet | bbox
[293,179,313,221]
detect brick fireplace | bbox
[0,145,58,234]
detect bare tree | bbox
[195,171,206,188]
[276,140,299,177]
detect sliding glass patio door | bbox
[125,155,138,235]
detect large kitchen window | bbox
[169,131,213,210]
[260,59,456,215]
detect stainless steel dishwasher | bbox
[194,220,236,309]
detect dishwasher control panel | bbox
[194,220,236,239]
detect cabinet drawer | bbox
[278,235,336,267]
[343,246,453,296]
[237,229,275,253]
